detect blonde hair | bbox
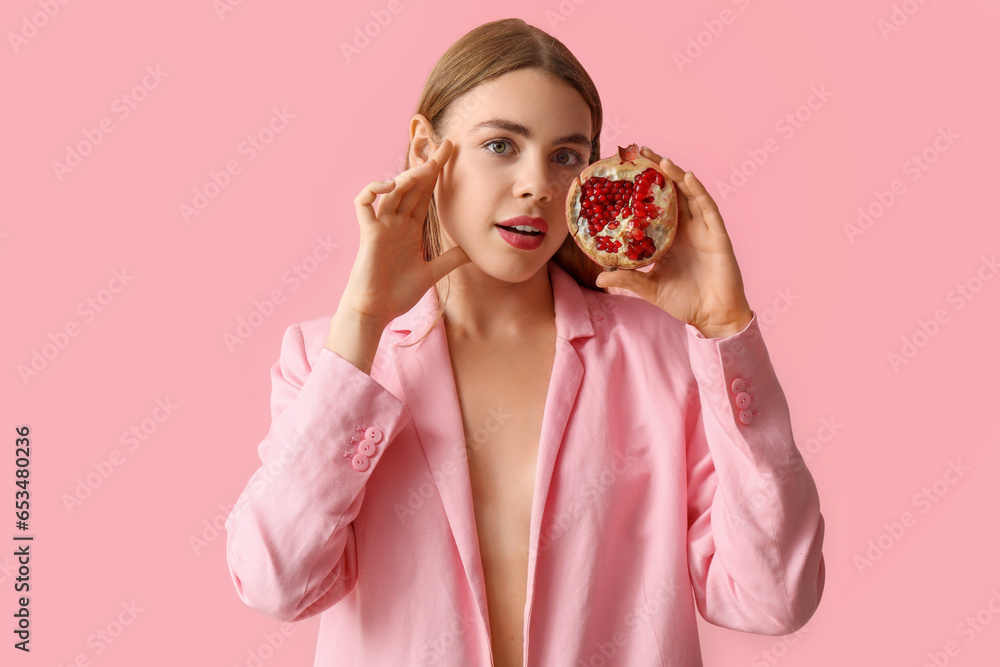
[397,18,608,347]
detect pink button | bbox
[731,378,746,395]
[365,426,383,444]
[358,440,376,456]
[735,391,752,409]
[351,453,370,471]
[739,409,753,425]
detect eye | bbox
[483,138,585,167]
[555,150,585,167]
[483,138,513,155]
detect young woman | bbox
[226,18,825,667]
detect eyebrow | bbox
[469,118,592,150]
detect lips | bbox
[497,216,548,234]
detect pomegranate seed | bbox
[576,162,671,264]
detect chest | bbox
[446,333,556,506]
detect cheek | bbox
[551,227,570,247]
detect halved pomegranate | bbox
[565,143,678,270]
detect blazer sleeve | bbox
[225,322,412,623]
[683,311,826,635]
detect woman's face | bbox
[422,68,594,284]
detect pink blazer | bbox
[225,260,825,666]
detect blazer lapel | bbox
[387,287,492,634]
[522,262,595,630]
[384,261,597,639]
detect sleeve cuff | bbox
[684,310,793,467]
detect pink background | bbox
[4,0,999,664]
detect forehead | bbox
[446,69,592,140]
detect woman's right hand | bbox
[338,138,469,329]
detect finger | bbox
[376,158,439,219]
[654,159,706,234]
[640,147,698,208]
[658,157,685,184]
[388,139,454,218]
[355,179,396,227]
[397,161,439,217]
[641,147,687,194]
[594,266,653,301]
[398,141,452,217]
[683,171,727,235]
[428,245,471,283]
[408,181,435,225]
[658,158,696,199]
[640,145,663,164]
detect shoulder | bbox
[274,314,335,372]
[574,288,697,401]
[585,288,688,347]
[275,313,403,377]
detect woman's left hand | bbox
[594,146,754,339]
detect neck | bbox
[435,261,556,343]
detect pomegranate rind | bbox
[565,145,678,270]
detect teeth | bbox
[508,224,539,233]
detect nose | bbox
[513,153,557,205]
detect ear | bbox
[409,114,438,167]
